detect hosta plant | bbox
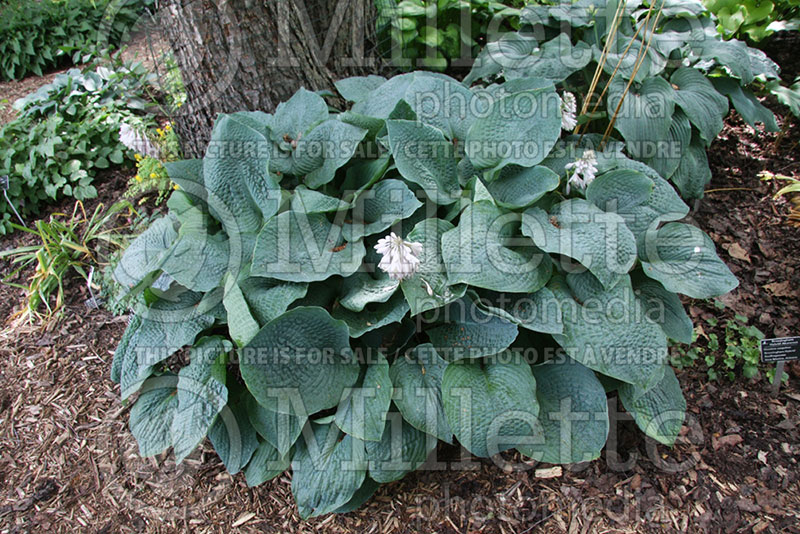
[465,0,781,200]
[111,71,738,518]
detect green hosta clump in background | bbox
[0,61,156,233]
[702,0,800,41]
[111,64,739,517]
[375,0,524,70]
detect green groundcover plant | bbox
[111,54,741,515]
[0,0,150,81]
[0,62,156,234]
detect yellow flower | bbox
[165,124,172,131]
[156,128,164,136]
[134,153,142,161]
[173,184,180,190]
[149,173,157,179]
[135,175,142,182]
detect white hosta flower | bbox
[119,123,160,158]
[560,92,578,131]
[564,149,598,194]
[374,232,423,281]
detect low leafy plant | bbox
[111,72,738,517]
[465,0,781,200]
[0,200,133,319]
[375,0,523,70]
[702,0,800,42]
[671,301,765,381]
[0,63,156,234]
[0,0,151,81]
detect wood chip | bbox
[535,466,562,479]
[231,511,256,527]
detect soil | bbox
[0,30,799,534]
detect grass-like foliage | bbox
[0,200,133,319]
[0,0,150,81]
[111,52,741,515]
[0,60,156,234]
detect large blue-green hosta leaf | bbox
[203,114,280,235]
[642,108,690,181]
[484,165,560,210]
[332,291,410,337]
[129,375,179,457]
[239,307,360,415]
[389,344,453,443]
[222,275,261,347]
[711,77,779,132]
[464,32,536,85]
[171,337,230,462]
[522,199,637,290]
[294,120,369,189]
[239,278,308,325]
[404,75,479,140]
[335,75,387,103]
[246,394,307,457]
[365,415,437,483]
[585,169,688,245]
[269,87,328,143]
[639,222,738,298]
[442,357,540,458]
[292,422,368,519]
[245,439,290,487]
[335,353,394,441]
[502,34,592,82]
[442,201,552,293]
[520,359,609,464]
[339,272,398,312]
[251,211,365,282]
[427,298,519,361]
[465,85,561,171]
[343,178,422,240]
[208,388,259,475]
[114,289,215,400]
[607,77,676,161]
[473,287,564,335]
[631,271,693,344]
[291,186,350,213]
[386,120,461,205]
[550,273,667,391]
[112,215,177,293]
[619,365,686,446]
[668,135,712,200]
[670,68,729,145]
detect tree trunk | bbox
[160,0,378,157]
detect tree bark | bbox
[160,0,378,157]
